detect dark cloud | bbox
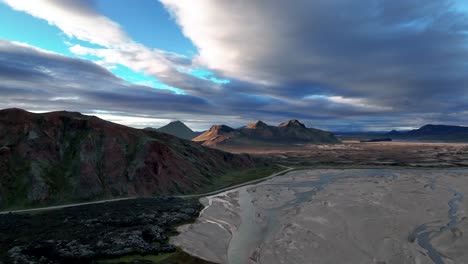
[162,0,468,128]
[1,39,395,130]
[0,40,210,118]
[3,0,468,131]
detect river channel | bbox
[172,169,468,264]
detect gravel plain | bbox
[172,169,468,264]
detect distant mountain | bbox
[407,124,468,137]
[146,120,201,140]
[193,119,340,146]
[0,108,256,209]
[386,130,402,137]
[386,124,468,142]
[192,125,238,146]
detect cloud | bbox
[0,39,213,126]
[6,0,394,122]
[161,0,468,111]
[1,39,422,131]
[2,0,228,96]
[2,0,468,131]
[3,0,127,47]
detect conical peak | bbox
[246,120,268,129]
[210,124,234,132]
[169,120,184,125]
[278,119,305,128]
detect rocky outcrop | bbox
[192,125,240,146]
[0,108,256,209]
[278,119,306,128]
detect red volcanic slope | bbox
[0,108,255,208]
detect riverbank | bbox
[0,165,289,263]
[172,168,468,264]
[0,165,282,214]
[177,165,293,199]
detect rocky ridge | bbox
[193,119,340,146]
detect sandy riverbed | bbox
[171,169,468,264]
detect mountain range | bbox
[386,124,468,141]
[335,124,468,142]
[0,109,256,209]
[193,119,340,146]
[145,120,202,140]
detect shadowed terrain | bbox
[0,197,214,264]
[0,108,258,210]
[388,124,468,142]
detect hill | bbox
[385,124,468,142]
[193,119,340,146]
[0,108,257,209]
[146,120,201,140]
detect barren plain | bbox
[221,141,468,168]
[172,142,468,264]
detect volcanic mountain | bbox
[146,120,201,140]
[386,124,468,142]
[193,119,340,146]
[0,109,256,209]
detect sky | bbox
[0,0,468,131]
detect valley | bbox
[2,109,468,264]
[2,1,468,263]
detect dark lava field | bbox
[0,197,212,264]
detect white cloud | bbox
[0,39,213,124]
[326,96,392,111]
[3,0,468,130]
[88,111,172,128]
[3,0,127,47]
[161,0,468,110]
[69,44,170,74]
[2,0,197,89]
[50,96,80,101]
[161,0,276,85]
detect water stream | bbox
[197,169,468,264]
[409,180,464,264]
[227,170,389,264]
[228,187,261,264]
